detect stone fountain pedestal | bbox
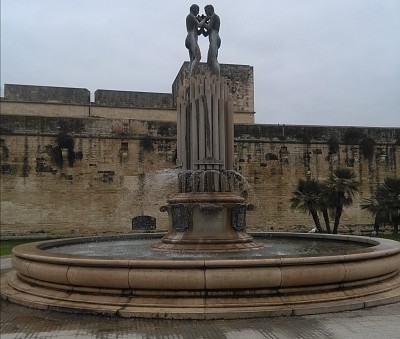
[155,73,261,251]
[153,192,261,251]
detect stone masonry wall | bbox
[4,84,90,105]
[94,90,173,109]
[234,124,400,233]
[1,61,255,124]
[0,115,177,237]
[1,114,399,237]
[3,62,254,119]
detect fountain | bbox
[1,4,400,319]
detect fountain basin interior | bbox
[2,232,400,319]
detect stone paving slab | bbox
[1,293,400,338]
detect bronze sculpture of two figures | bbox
[186,4,221,77]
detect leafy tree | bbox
[290,178,324,233]
[326,167,359,234]
[362,177,400,237]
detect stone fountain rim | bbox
[5,231,400,319]
[11,232,400,268]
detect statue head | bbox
[190,4,199,15]
[204,5,214,16]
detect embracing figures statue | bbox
[185,4,221,77]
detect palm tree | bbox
[361,197,386,235]
[362,177,400,237]
[326,168,359,234]
[290,178,324,233]
[317,182,334,234]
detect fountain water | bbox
[1,5,400,319]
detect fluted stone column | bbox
[154,73,261,251]
[176,74,235,193]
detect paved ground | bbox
[1,256,400,339]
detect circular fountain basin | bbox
[1,232,400,319]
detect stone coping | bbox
[10,232,400,267]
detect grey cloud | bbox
[1,0,399,126]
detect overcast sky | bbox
[1,0,399,127]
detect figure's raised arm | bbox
[205,15,220,31]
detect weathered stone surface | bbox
[1,62,255,123]
[4,84,90,105]
[94,90,173,109]
[172,62,254,118]
[0,114,399,237]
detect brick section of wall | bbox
[172,62,255,114]
[95,90,173,109]
[4,84,90,105]
[1,114,399,237]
